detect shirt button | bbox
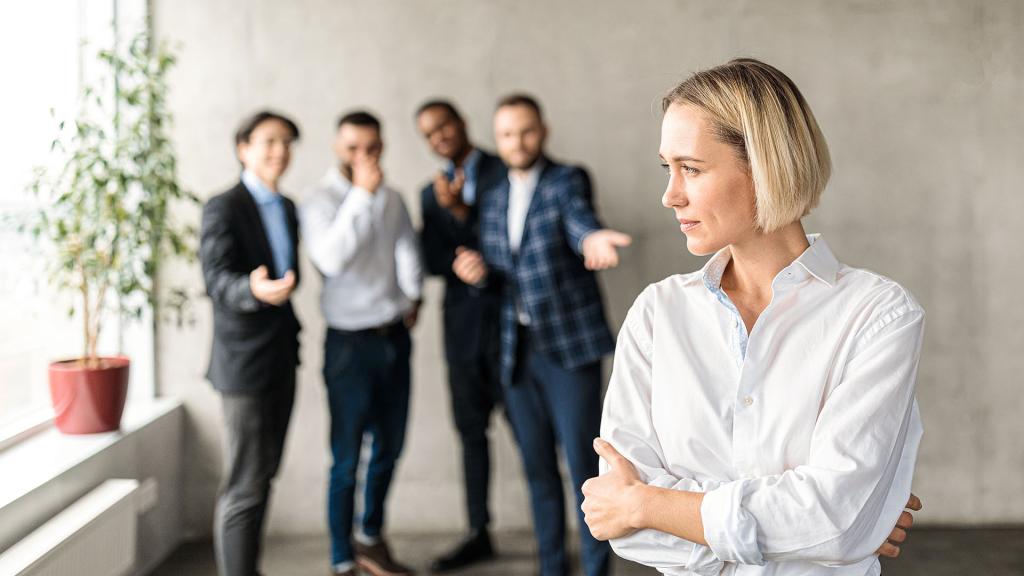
[743,396,754,406]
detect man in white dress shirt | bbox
[302,111,421,576]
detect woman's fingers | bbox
[593,438,630,469]
[896,510,914,530]
[876,495,919,558]
[878,542,900,558]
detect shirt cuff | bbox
[686,541,726,576]
[346,186,375,210]
[235,274,263,311]
[577,228,598,256]
[402,287,423,303]
[701,480,765,566]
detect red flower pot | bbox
[48,356,130,434]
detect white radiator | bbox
[0,479,140,576]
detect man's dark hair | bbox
[235,110,300,146]
[495,93,543,120]
[415,99,463,122]
[337,110,382,131]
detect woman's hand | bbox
[877,493,922,558]
[582,438,646,541]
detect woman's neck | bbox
[721,221,810,301]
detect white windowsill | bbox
[0,411,54,454]
[0,398,181,514]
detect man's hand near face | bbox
[434,170,469,220]
[352,155,383,194]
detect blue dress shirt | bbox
[445,147,482,206]
[241,170,294,278]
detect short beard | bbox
[508,152,541,171]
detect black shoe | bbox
[430,529,495,572]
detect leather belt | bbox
[331,320,405,338]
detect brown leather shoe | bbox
[354,539,414,576]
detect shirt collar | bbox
[699,234,839,294]
[509,157,545,190]
[447,147,481,179]
[328,165,352,191]
[794,234,839,286]
[241,170,281,205]
[700,245,733,293]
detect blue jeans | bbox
[504,328,610,576]
[323,325,411,565]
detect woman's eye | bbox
[682,165,700,175]
[660,163,670,174]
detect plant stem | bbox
[80,258,91,362]
[91,270,110,361]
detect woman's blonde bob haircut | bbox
[663,58,831,233]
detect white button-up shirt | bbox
[507,160,544,325]
[507,160,544,254]
[301,167,423,331]
[601,235,924,576]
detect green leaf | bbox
[20,26,195,356]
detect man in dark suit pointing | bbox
[200,110,302,576]
[415,100,506,571]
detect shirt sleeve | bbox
[601,287,726,576]
[420,185,454,278]
[199,195,262,313]
[700,291,926,567]
[393,193,424,303]
[556,167,604,257]
[301,184,375,278]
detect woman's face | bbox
[660,104,757,256]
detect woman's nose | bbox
[662,174,685,208]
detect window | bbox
[0,0,154,435]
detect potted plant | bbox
[23,30,197,434]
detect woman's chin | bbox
[685,234,722,257]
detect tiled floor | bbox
[151,529,1024,575]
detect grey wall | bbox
[153,0,1024,537]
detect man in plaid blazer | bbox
[452,94,631,576]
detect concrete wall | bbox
[152,0,1024,536]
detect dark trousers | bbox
[503,328,610,576]
[324,325,411,565]
[446,337,503,531]
[215,370,296,576]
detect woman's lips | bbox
[678,219,701,233]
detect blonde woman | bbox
[581,59,924,576]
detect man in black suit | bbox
[200,110,302,576]
[415,100,506,572]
